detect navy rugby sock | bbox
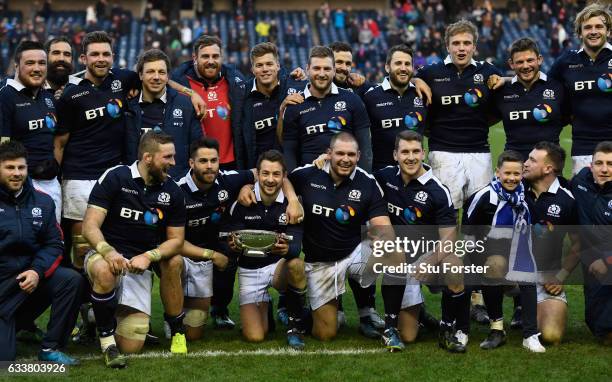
[91,290,118,337]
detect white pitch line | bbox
[22,348,386,362]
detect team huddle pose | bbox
[0,3,610,369]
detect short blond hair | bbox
[444,19,479,47]
[574,3,612,36]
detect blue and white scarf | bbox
[489,178,538,282]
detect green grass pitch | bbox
[14,124,612,381]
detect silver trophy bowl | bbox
[219,229,293,257]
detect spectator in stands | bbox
[255,19,270,40]
[86,6,97,26]
[110,2,122,19]
[239,28,249,53]
[359,20,373,45]
[285,24,296,47]
[299,25,309,48]
[40,0,52,20]
[95,0,108,22]
[142,1,152,24]
[317,2,330,26]
[348,19,360,44]
[269,19,278,44]
[228,27,240,53]
[346,6,355,27]
[181,22,192,49]
[368,18,380,42]
[413,50,426,68]
[193,20,204,39]
[556,22,567,50]
[426,51,441,65]
[334,9,346,30]
[519,6,529,30]
[482,11,493,39]
[402,25,418,50]
[507,0,519,21]
[434,3,446,28]
[424,5,434,26]
[283,51,292,68]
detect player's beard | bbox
[389,70,412,88]
[148,163,168,184]
[334,68,349,86]
[332,159,356,178]
[88,63,110,79]
[0,174,25,193]
[197,62,221,81]
[311,75,332,93]
[47,61,73,87]
[194,168,217,185]
[522,168,541,183]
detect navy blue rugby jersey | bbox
[288,162,387,262]
[87,162,186,259]
[374,164,455,226]
[417,56,502,153]
[525,178,577,272]
[0,79,57,178]
[549,43,612,156]
[281,83,371,171]
[178,169,254,252]
[56,69,139,180]
[494,72,567,159]
[363,78,428,170]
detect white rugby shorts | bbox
[305,242,377,311]
[238,260,283,306]
[84,251,152,315]
[32,177,62,222]
[428,151,492,208]
[62,179,96,220]
[182,257,213,299]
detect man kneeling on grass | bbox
[82,132,187,368]
[223,150,307,349]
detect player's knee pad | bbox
[540,326,563,344]
[116,314,150,341]
[484,255,507,279]
[184,309,207,328]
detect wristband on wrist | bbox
[145,248,162,262]
[555,268,570,282]
[202,249,214,260]
[96,241,115,258]
[184,87,194,96]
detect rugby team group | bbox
[0,1,610,369]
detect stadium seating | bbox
[0,7,583,78]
